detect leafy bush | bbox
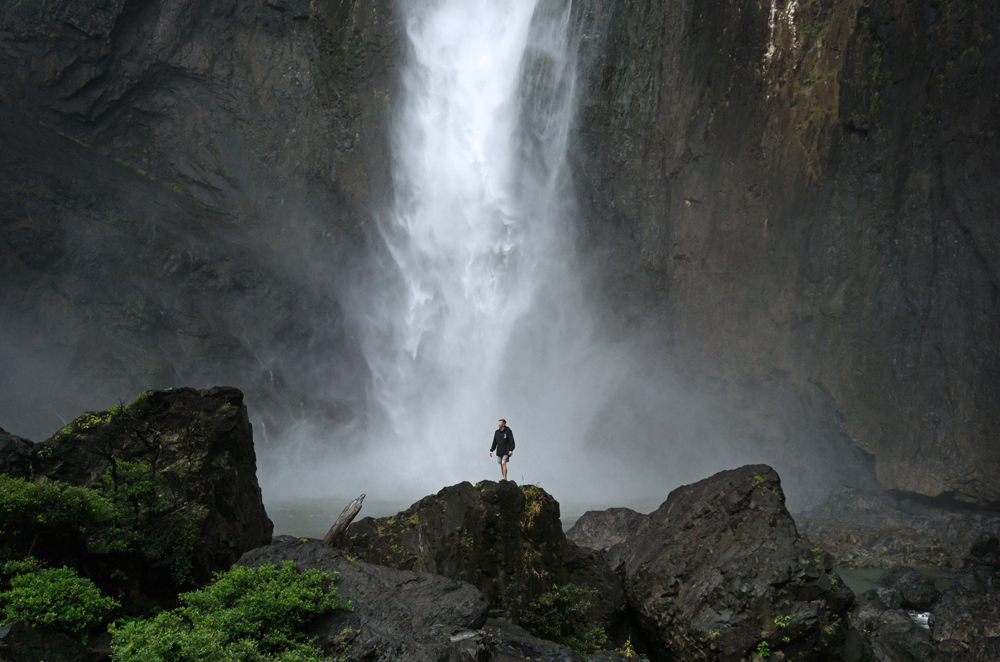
[110,562,350,662]
[0,474,115,557]
[94,460,200,583]
[0,566,119,635]
[522,583,607,657]
[0,461,199,584]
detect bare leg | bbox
[501,458,508,481]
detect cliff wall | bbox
[0,0,398,438]
[574,0,999,505]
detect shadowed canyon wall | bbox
[573,0,999,506]
[0,0,398,437]
[0,0,996,506]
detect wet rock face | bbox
[0,0,398,439]
[0,386,273,582]
[574,0,1000,505]
[615,464,854,661]
[565,508,642,553]
[846,541,1000,662]
[340,481,568,623]
[237,536,490,662]
[875,567,940,612]
[932,566,1000,653]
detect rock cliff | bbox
[572,0,999,505]
[0,0,398,439]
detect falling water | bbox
[347,0,633,496]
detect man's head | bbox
[498,418,506,430]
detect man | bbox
[489,418,515,481]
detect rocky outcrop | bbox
[612,464,854,661]
[796,487,1000,568]
[932,565,1000,655]
[846,540,1000,662]
[339,481,569,623]
[0,386,273,583]
[573,0,1000,506]
[237,536,491,662]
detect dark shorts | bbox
[497,452,511,464]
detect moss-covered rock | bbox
[340,480,568,622]
[0,387,272,592]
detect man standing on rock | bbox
[489,418,515,481]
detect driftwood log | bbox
[322,493,366,547]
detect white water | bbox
[318,0,653,501]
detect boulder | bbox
[964,532,999,569]
[0,428,34,478]
[237,536,490,662]
[340,481,568,622]
[932,565,1000,653]
[0,622,98,662]
[846,589,937,662]
[483,619,582,662]
[0,387,272,583]
[566,508,643,552]
[564,540,628,640]
[615,464,855,661]
[876,567,941,611]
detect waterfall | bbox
[352,0,617,494]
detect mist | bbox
[255,0,873,515]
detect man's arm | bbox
[490,432,498,453]
[507,428,514,453]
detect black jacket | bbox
[491,427,515,456]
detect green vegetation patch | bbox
[0,566,119,636]
[521,583,607,657]
[110,562,350,662]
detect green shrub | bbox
[93,461,200,583]
[0,464,199,584]
[522,583,607,657]
[0,474,115,554]
[110,562,350,662]
[0,566,119,635]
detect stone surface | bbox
[565,508,642,553]
[876,567,941,612]
[932,565,1000,652]
[796,487,1000,568]
[614,464,854,661]
[0,622,103,662]
[0,386,273,583]
[340,481,569,623]
[573,0,1000,506]
[0,0,397,440]
[237,536,490,662]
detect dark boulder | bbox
[0,387,272,583]
[237,536,490,662]
[0,428,34,478]
[876,567,941,611]
[483,619,582,662]
[340,480,568,622]
[564,540,628,640]
[964,532,999,569]
[932,565,1000,653]
[565,508,642,552]
[846,589,937,662]
[0,622,99,662]
[615,464,854,661]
